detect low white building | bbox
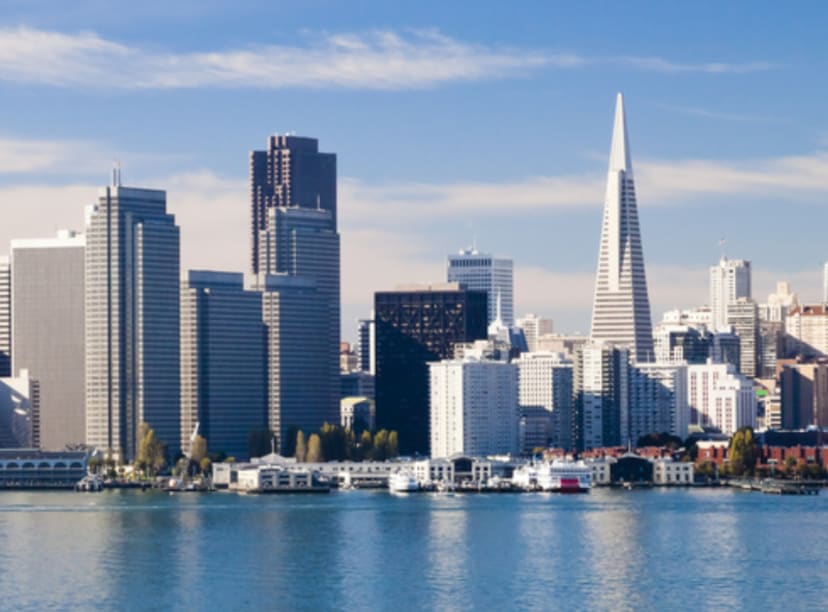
[429,354,519,459]
[687,361,755,435]
[585,457,615,485]
[652,458,694,485]
[340,397,375,432]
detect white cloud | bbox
[0,26,773,90]
[0,136,110,174]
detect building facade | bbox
[516,314,554,353]
[687,361,755,436]
[0,257,9,377]
[374,283,487,455]
[516,351,573,449]
[429,357,519,459]
[447,248,514,326]
[11,231,86,450]
[589,94,654,362]
[85,184,181,461]
[628,362,689,442]
[786,305,828,358]
[573,342,629,450]
[180,271,266,460]
[727,297,759,378]
[779,362,828,430]
[710,257,751,330]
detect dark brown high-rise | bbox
[249,135,337,274]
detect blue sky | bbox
[1,1,827,338]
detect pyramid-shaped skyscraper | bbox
[589,93,654,361]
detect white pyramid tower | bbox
[589,93,654,361]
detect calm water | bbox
[0,488,826,611]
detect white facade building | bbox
[759,281,799,323]
[516,314,554,353]
[589,94,654,362]
[687,361,755,435]
[429,356,519,459]
[786,304,828,357]
[447,248,514,327]
[652,458,694,485]
[726,297,759,378]
[516,352,573,449]
[574,342,629,450]
[710,257,751,330]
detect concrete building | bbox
[259,275,334,451]
[759,281,799,323]
[589,94,654,362]
[628,363,689,441]
[536,333,588,358]
[447,248,514,326]
[356,318,374,374]
[779,362,828,430]
[710,257,751,330]
[340,371,375,400]
[727,297,759,378]
[573,342,629,450]
[374,283,487,455]
[653,324,711,365]
[180,271,266,460]
[0,256,9,377]
[85,182,181,461]
[10,231,85,450]
[0,370,38,448]
[687,361,755,436]
[249,135,336,274]
[516,352,573,449]
[340,397,375,433]
[516,314,554,353]
[429,355,519,459]
[711,330,741,370]
[786,304,828,358]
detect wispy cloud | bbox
[0,26,773,90]
[656,103,776,122]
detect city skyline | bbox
[1,3,828,336]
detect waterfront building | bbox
[628,362,689,441]
[573,342,629,450]
[726,297,759,378]
[180,271,266,460]
[710,257,751,330]
[429,354,519,459]
[516,352,573,449]
[0,449,86,488]
[10,231,85,450]
[687,361,755,435]
[259,274,334,450]
[340,397,375,433]
[516,314,554,353]
[85,182,181,461]
[447,248,514,327]
[786,304,828,357]
[0,256,9,377]
[374,283,487,455]
[249,135,336,274]
[779,362,828,429]
[589,93,654,362]
[0,370,38,448]
[652,458,694,485]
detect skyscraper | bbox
[253,136,340,446]
[710,257,751,330]
[249,135,337,275]
[374,283,487,455]
[85,182,181,462]
[447,248,514,326]
[180,271,266,460]
[573,342,629,450]
[11,231,85,450]
[589,93,654,362]
[0,257,9,378]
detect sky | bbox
[1,1,827,340]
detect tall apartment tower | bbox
[250,135,337,274]
[85,183,181,462]
[589,94,654,362]
[710,257,751,330]
[252,136,340,446]
[447,248,514,326]
[374,283,487,455]
[0,257,10,377]
[517,352,573,449]
[573,342,629,450]
[181,271,266,460]
[726,297,759,378]
[11,231,86,449]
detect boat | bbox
[388,470,419,493]
[511,463,539,491]
[75,475,104,492]
[512,460,591,493]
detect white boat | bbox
[388,470,419,493]
[511,464,539,491]
[512,460,592,493]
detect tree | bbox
[637,432,683,450]
[248,426,275,459]
[136,422,166,477]
[191,435,208,464]
[307,433,323,463]
[358,430,373,461]
[88,456,103,475]
[783,455,798,478]
[387,431,399,459]
[200,457,212,476]
[295,430,307,462]
[373,429,389,461]
[319,422,349,461]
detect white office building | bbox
[628,362,689,441]
[516,314,554,353]
[687,361,755,435]
[710,257,751,330]
[447,248,514,327]
[429,355,519,459]
[516,352,573,449]
[11,231,86,450]
[786,304,828,358]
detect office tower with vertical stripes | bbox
[589,94,654,362]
